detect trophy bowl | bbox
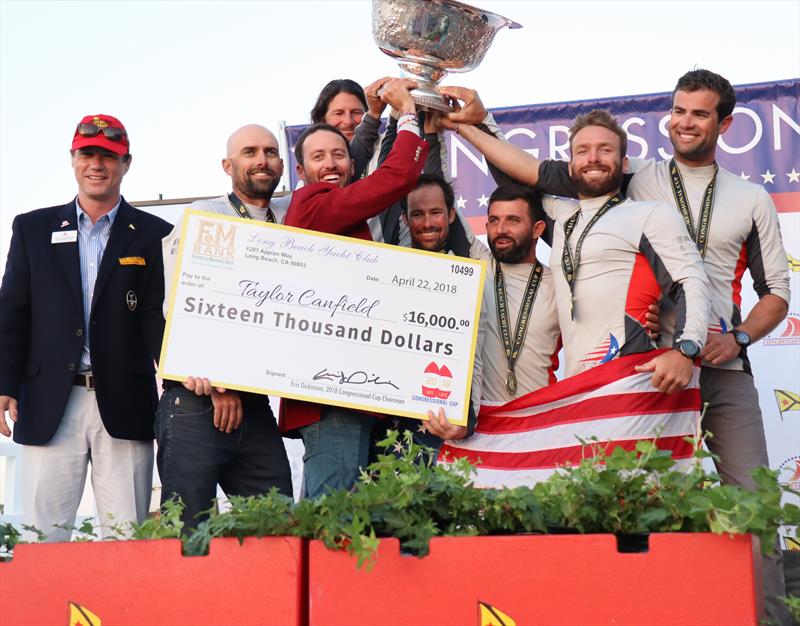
[372,0,521,112]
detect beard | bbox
[569,161,624,198]
[489,230,534,264]
[238,169,280,200]
[412,229,448,252]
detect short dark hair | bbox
[569,109,627,160]
[488,184,545,223]
[405,173,455,215]
[673,69,736,120]
[293,123,352,166]
[310,79,368,124]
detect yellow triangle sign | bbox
[479,601,516,626]
[68,601,102,626]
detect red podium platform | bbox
[0,536,304,625]
[308,533,762,626]
[0,533,761,625]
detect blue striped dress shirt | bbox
[75,199,120,372]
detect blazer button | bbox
[67,363,77,372]
[76,328,84,337]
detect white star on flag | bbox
[761,170,776,184]
[456,195,468,210]
[477,193,490,207]
[787,168,800,183]
[739,172,750,180]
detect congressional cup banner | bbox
[158,211,486,426]
[284,79,799,226]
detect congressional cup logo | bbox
[422,362,453,400]
[192,220,236,266]
[762,314,800,346]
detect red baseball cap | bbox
[71,114,130,156]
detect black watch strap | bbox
[673,339,700,359]
[732,329,751,348]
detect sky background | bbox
[1,0,799,263]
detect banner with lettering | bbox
[284,79,799,221]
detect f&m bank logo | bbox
[193,220,236,267]
[763,314,800,346]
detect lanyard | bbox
[227,192,276,223]
[668,159,717,258]
[495,260,543,395]
[561,192,624,319]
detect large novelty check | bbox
[158,211,486,425]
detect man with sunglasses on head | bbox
[158,124,293,531]
[0,114,171,541]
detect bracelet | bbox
[397,112,420,135]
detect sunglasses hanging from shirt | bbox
[227,192,276,223]
[668,159,718,259]
[561,192,625,320]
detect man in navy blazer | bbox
[0,114,171,541]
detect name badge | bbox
[119,256,146,266]
[51,230,78,244]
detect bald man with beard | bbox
[158,124,292,531]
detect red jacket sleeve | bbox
[286,130,428,235]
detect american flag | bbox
[439,349,701,488]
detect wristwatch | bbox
[731,329,752,348]
[673,339,700,360]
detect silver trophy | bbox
[372,0,521,112]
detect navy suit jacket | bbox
[0,198,172,445]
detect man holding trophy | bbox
[280,78,429,498]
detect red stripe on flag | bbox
[482,349,673,415]
[440,435,695,471]
[771,191,800,213]
[467,215,486,236]
[476,388,700,434]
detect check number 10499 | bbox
[450,264,474,276]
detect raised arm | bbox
[438,86,541,186]
[351,76,393,180]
